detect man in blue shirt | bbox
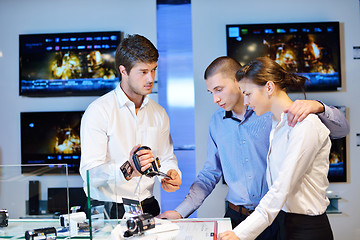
[158,56,349,239]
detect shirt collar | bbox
[115,84,149,108]
[223,106,254,122]
[272,112,288,129]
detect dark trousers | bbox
[224,207,279,240]
[276,210,333,240]
[85,196,160,219]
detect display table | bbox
[0,218,231,239]
[0,219,115,239]
[111,218,232,240]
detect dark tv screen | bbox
[226,22,341,91]
[21,111,84,174]
[19,31,121,97]
[48,187,87,214]
[327,106,347,182]
[328,137,346,182]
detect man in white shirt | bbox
[80,34,182,219]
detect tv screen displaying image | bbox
[328,137,346,182]
[328,106,347,182]
[21,111,84,174]
[226,22,341,91]
[19,31,121,97]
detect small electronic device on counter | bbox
[124,213,155,237]
[0,209,8,227]
[25,227,57,240]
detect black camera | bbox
[25,227,57,240]
[124,213,155,237]
[0,209,8,227]
[132,146,170,178]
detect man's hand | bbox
[284,100,324,127]
[161,169,181,192]
[129,144,156,178]
[219,231,240,240]
[157,210,182,219]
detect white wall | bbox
[0,0,157,218]
[1,0,360,238]
[191,0,360,239]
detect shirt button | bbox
[245,158,249,162]
[242,140,246,144]
[248,176,252,179]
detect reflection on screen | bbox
[19,31,121,96]
[21,111,84,174]
[226,22,341,91]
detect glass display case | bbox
[0,164,95,238]
[0,164,232,239]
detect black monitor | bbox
[21,111,83,174]
[327,106,347,182]
[226,21,341,92]
[328,137,346,182]
[47,187,87,214]
[19,31,121,97]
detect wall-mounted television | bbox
[21,111,83,174]
[328,106,347,182]
[226,21,341,91]
[328,137,346,182]
[19,31,121,97]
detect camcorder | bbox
[132,146,171,179]
[25,227,57,240]
[59,212,86,227]
[124,213,155,237]
[0,209,8,227]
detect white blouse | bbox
[233,112,331,240]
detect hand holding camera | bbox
[131,145,155,176]
[121,145,171,180]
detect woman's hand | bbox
[219,231,240,240]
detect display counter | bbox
[0,218,231,239]
[0,166,232,239]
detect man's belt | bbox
[228,202,254,216]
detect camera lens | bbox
[126,219,137,232]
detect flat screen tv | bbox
[327,106,347,182]
[47,187,87,214]
[19,31,121,97]
[328,137,346,182]
[226,21,341,91]
[21,111,84,174]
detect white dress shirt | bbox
[233,112,331,240]
[80,84,180,203]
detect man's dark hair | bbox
[204,56,242,80]
[115,34,159,79]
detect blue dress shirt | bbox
[176,108,272,216]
